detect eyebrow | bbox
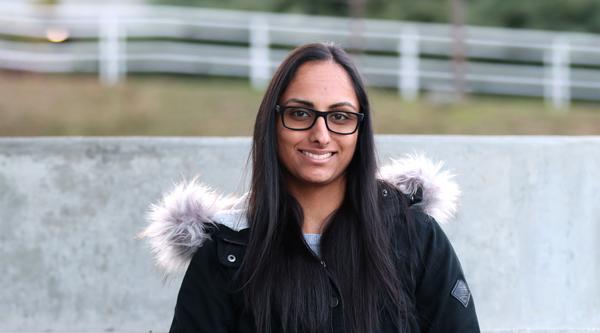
[282,98,358,111]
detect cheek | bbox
[344,136,360,170]
[276,125,299,164]
[344,135,359,158]
[334,135,359,172]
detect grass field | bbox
[1,72,599,136]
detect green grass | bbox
[1,72,599,136]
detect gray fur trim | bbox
[379,153,461,225]
[139,179,240,276]
[140,153,460,274]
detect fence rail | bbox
[1,3,600,108]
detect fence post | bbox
[249,15,270,89]
[544,36,571,110]
[99,7,124,86]
[398,25,420,101]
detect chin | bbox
[305,178,333,186]
[298,172,339,186]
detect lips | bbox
[299,150,335,160]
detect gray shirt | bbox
[303,233,321,256]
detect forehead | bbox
[281,60,358,108]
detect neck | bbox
[286,176,346,234]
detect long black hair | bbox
[239,42,410,333]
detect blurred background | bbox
[2,1,600,333]
[1,0,599,136]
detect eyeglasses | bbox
[275,105,365,135]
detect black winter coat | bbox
[168,186,480,333]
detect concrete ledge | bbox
[1,136,599,332]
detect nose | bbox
[309,116,331,146]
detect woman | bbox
[142,42,480,332]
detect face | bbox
[277,60,360,190]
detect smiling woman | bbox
[276,61,360,229]
[142,42,480,333]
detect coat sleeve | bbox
[169,239,236,333]
[412,213,481,333]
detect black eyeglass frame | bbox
[275,104,366,135]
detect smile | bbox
[300,150,335,160]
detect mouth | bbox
[299,150,335,161]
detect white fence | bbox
[1,3,600,109]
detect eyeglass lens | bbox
[282,107,359,134]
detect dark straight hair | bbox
[239,42,409,333]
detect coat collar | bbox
[140,153,460,275]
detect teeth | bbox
[301,151,333,160]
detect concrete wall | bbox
[1,136,599,333]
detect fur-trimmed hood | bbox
[140,153,460,275]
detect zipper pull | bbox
[320,260,327,268]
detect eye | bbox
[287,107,313,119]
[328,111,355,123]
[331,112,350,121]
